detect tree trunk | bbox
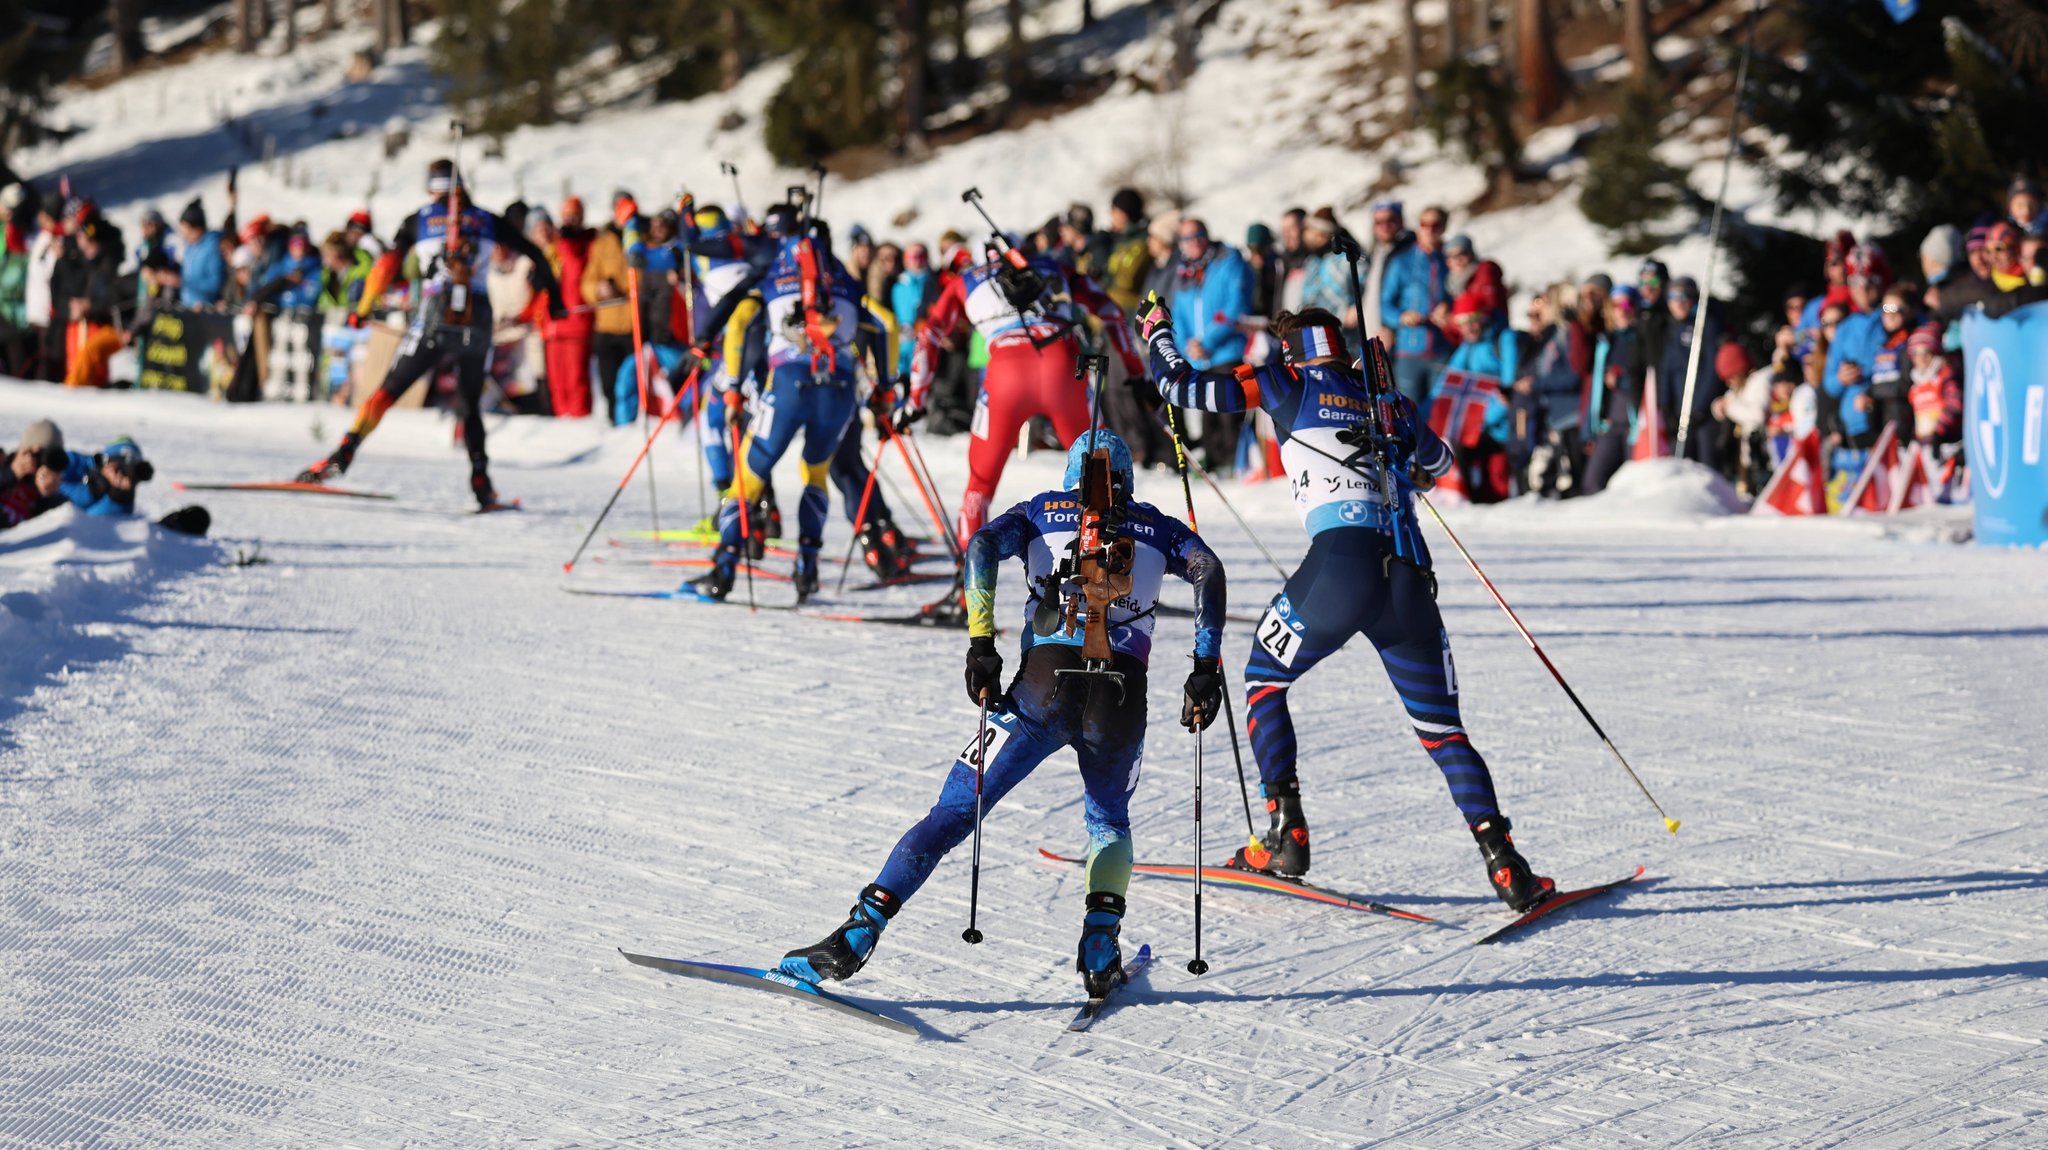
[1173,0,1194,87]
[950,0,970,83]
[323,0,339,33]
[1081,0,1095,28]
[898,0,928,156]
[719,7,745,91]
[235,0,255,52]
[1622,0,1659,83]
[373,0,390,54]
[1469,0,1490,54]
[1444,0,1461,62]
[283,0,297,53]
[1517,0,1566,122]
[1003,0,1025,112]
[1402,0,1421,128]
[110,0,147,73]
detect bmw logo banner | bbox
[1962,302,2048,547]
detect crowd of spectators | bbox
[4,171,2046,507]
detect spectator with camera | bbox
[2,419,81,528]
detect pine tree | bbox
[1748,0,2048,241]
[431,0,596,136]
[1579,84,1689,255]
[758,0,890,165]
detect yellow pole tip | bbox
[1664,818,1681,835]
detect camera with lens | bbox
[98,453,154,483]
[34,446,69,472]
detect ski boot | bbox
[1230,778,1310,878]
[1076,892,1125,999]
[857,517,906,581]
[779,883,900,983]
[689,548,738,601]
[793,536,822,604]
[296,433,360,484]
[746,494,782,560]
[1472,816,1555,912]
[470,470,499,510]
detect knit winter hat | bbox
[1305,207,1337,238]
[18,419,62,453]
[1907,323,1942,355]
[1920,224,1962,272]
[1110,188,1144,220]
[1444,234,1475,256]
[179,198,206,231]
[1452,290,1485,319]
[1246,222,1274,249]
[1715,340,1753,381]
[1966,225,1989,253]
[1583,272,1612,296]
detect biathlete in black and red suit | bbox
[300,158,564,508]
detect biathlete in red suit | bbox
[907,247,1145,552]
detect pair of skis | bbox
[622,866,1643,1040]
[617,944,1155,1038]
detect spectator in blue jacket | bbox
[1433,291,1518,500]
[176,199,225,307]
[891,243,935,370]
[61,436,153,518]
[1381,204,1452,407]
[1169,217,1253,471]
[256,227,323,312]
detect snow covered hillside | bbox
[18,0,1851,304]
[1,380,2043,1147]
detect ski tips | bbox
[1663,817,1681,835]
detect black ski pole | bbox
[811,161,827,218]
[1218,671,1260,849]
[963,695,991,944]
[1187,722,1210,976]
[1158,392,1258,847]
[719,161,742,209]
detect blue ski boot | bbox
[779,883,899,983]
[1076,891,1125,999]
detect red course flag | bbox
[1753,428,1829,516]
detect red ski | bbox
[1037,848,1439,924]
[173,480,395,500]
[1472,867,1646,945]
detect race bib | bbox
[970,390,991,440]
[956,709,1018,770]
[1256,596,1307,668]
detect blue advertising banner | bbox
[1962,302,2048,547]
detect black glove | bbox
[965,636,1005,709]
[547,291,569,321]
[1182,655,1223,732]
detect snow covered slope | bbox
[19,0,1849,305]
[0,380,2043,1147]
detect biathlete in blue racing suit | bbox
[777,430,1228,995]
[1138,300,1553,911]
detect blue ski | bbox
[1068,944,1153,1032]
[619,948,918,1038]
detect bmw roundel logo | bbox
[1339,501,1369,524]
[1973,348,2008,499]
